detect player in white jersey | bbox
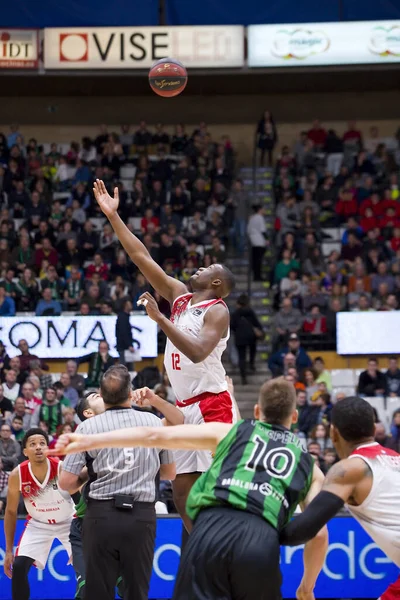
[93,179,236,532]
[4,428,76,600]
[280,396,400,600]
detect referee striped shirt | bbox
[62,407,174,502]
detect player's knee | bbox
[12,556,32,579]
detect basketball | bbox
[148,57,188,98]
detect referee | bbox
[59,365,175,600]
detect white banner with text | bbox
[248,20,400,67]
[0,315,157,359]
[337,311,400,355]
[44,26,244,69]
[0,29,38,69]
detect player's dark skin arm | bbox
[93,180,187,304]
[280,458,371,546]
[138,292,229,364]
[4,469,21,578]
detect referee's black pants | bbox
[173,506,282,600]
[83,499,156,600]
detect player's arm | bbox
[4,468,21,578]
[49,422,234,456]
[132,387,184,426]
[58,457,89,494]
[93,180,187,304]
[280,458,367,546]
[297,464,328,599]
[141,292,229,363]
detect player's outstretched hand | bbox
[46,433,87,456]
[4,551,14,578]
[296,584,315,600]
[93,179,119,217]
[138,292,163,323]
[132,386,158,407]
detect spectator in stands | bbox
[296,389,319,438]
[371,261,395,294]
[79,220,98,261]
[230,294,263,385]
[308,423,333,452]
[10,415,25,444]
[83,341,115,388]
[268,333,312,376]
[0,423,21,470]
[59,373,79,408]
[313,357,332,391]
[66,360,85,396]
[303,247,325,279]
[20,380,41,414]
[374,422,395,449]
[274,249,300,284]
[0,457,9,512]
[324,129,343,176]
[29,359,52,391]
[280,269,302,306]
[11,235,35,274]
[6,397,31,431]
[81,284,104,314]
[86,252,109,281]
[3,370,20,404]
[385,356,400,397]
[7,357,25,387]
[40,266,64,302]
[357,357,387,397]
[302,280,327,313]
[31,386,63,435]
[15,268,39,312]
[0,286,15,316]
[0,384,13,422]
[116,300,134,367]
[303,369,319,403]
[307,119,327,150]
[35,237,58,271]
[348,279,371,311]
[64,266,84,310]
[35,287,62,316]
[274,297,303,348]
[303,305,327,339]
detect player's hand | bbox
[132,386,158,407]
[138,292,163,323]
[45,433,87,456]
[296,583,315,600]
[225,376,234,396]
[4,551,14,578]
[93,179,119,217]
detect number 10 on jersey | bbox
[172,353,181,370]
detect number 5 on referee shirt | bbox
[123,448,135,468]
[172,353,181,370]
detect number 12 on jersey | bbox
[172,353,181,370]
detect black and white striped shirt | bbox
[62,407,174,501]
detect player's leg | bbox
[11,556,34,600]
[83,503,120,600]
[229,511,282,600]
[69,518,86,599]
[12,520,53,600]
[172,472,201,533]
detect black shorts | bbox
[173,506,282,600]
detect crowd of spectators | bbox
[0,122,248,317]
[270,119,400,349]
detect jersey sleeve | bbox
[62,422,88,475]
[159,448,174,465]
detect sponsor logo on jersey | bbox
[23,484,31,494]
[192,309,203,317]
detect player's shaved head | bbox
[331,396,375,442]
[100,365,132,406]
[257,378,297,425]
[189,263,235,298]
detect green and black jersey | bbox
[187,419,314,530]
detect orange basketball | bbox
[149,58,188,98]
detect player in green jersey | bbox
[50,378,328,600]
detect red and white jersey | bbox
[164,293,229,403]
[19,457,74,524]
[348,442,400,567]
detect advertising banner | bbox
[248,20,400,67]
[0,315,157,359]
[0,29,38,69]
[337,311,400,355]
[44,26,244,69]
[0,516,397,598]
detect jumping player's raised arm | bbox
[296,464,328,599]
[93,180,187,304]
[280,457,367,546]
[4,468,21,578]
[48,422,234,457]
[138,291,229,363]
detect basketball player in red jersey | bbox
[281,396,400,600]
[94,179,236,531]
[4,428,77,600]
